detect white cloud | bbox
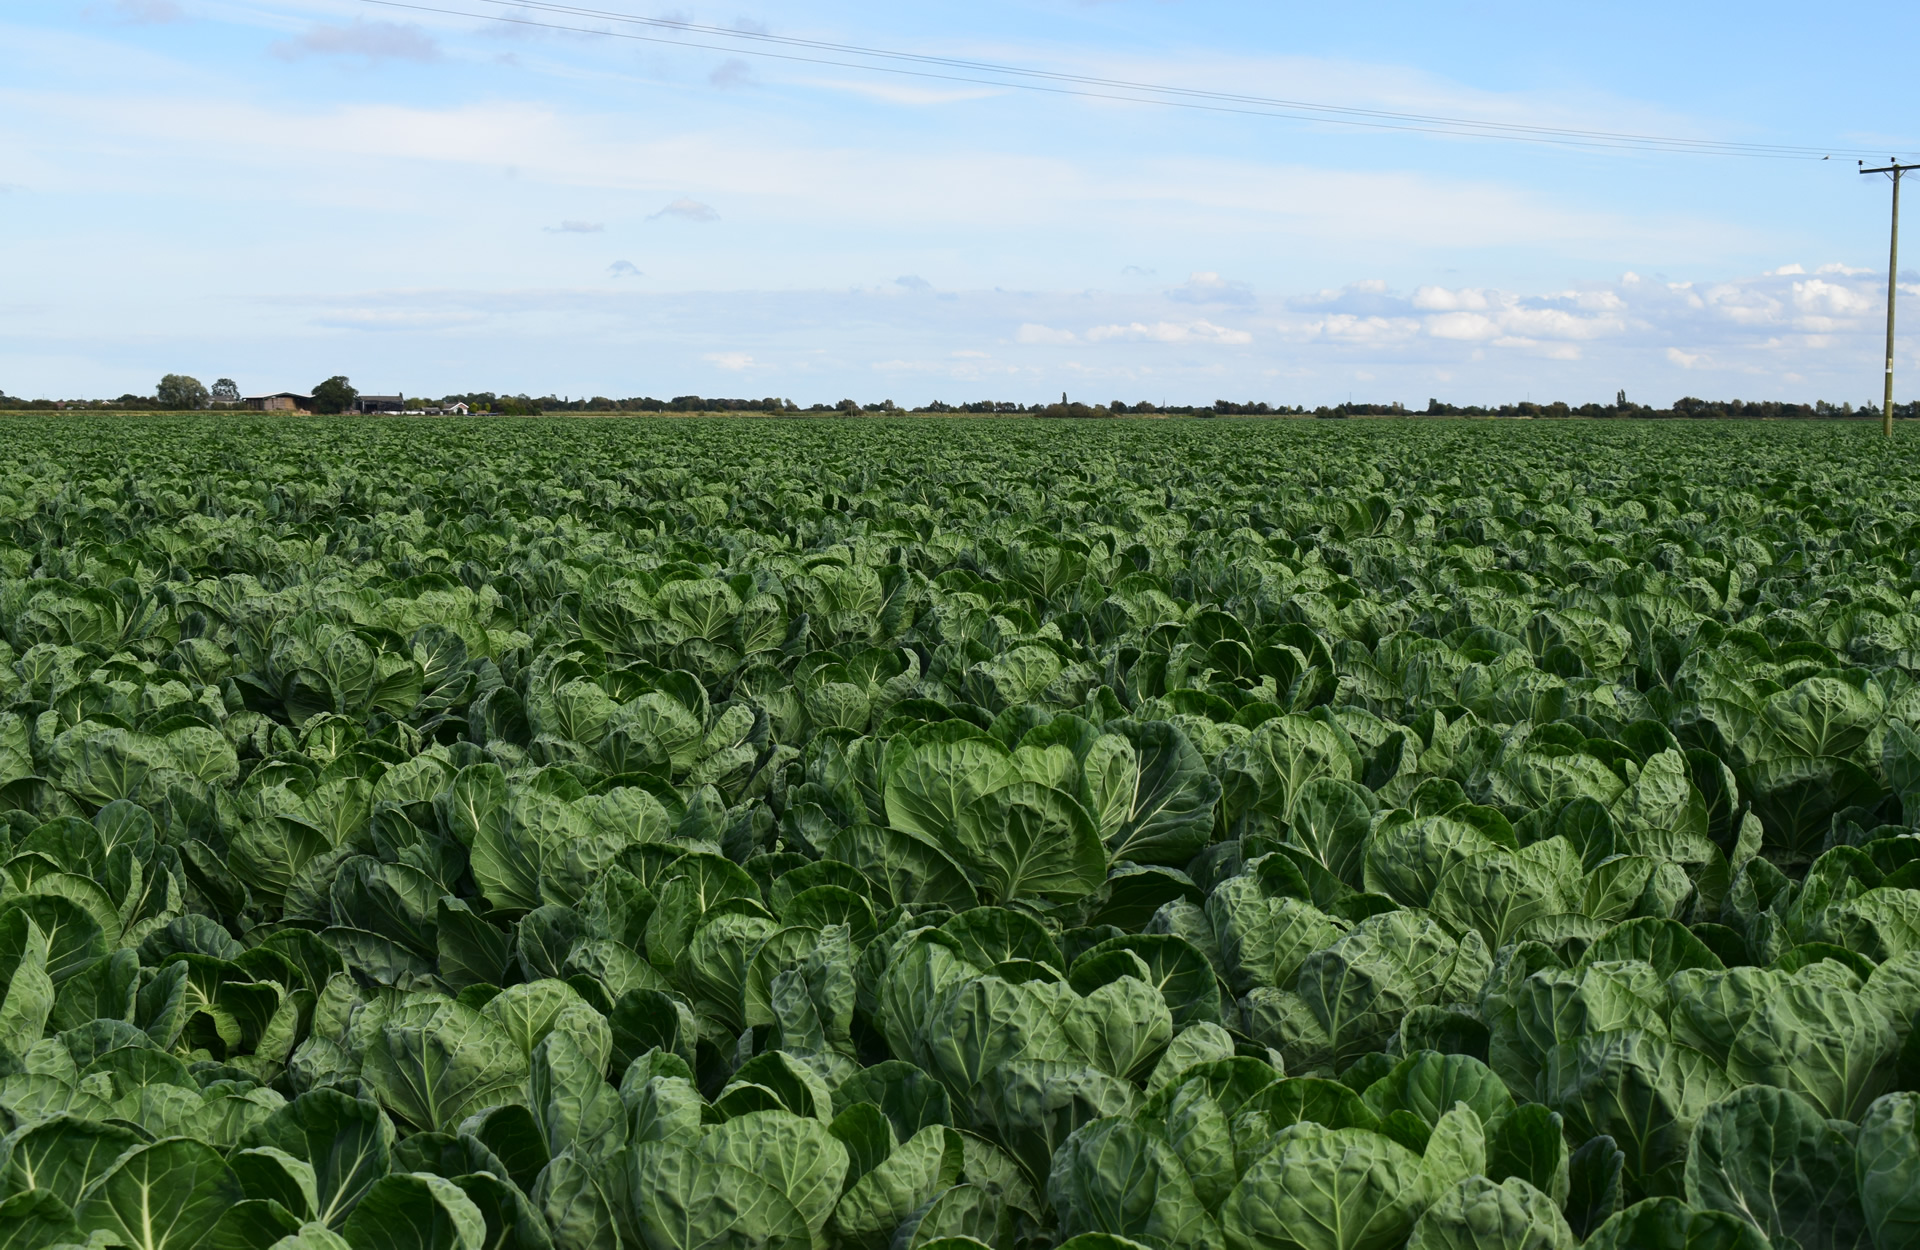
[1288,281,1405,316]
[1309,315,1420,344]
[545,220,603,233]
[1426,312,1498,340]
[1404,286,1625,342]
[1491,337,1582,360]
[1793,278,1875,317]
[1766,264,1806,276]
[607,260,642,278]
[1699,283,1781,326]
[271,21,439,64]
[1017,323,1078,345]
[895,275,932,291]
[1498,306,1622,339]
[1412,286,1492,312]
[1167,272,1254,305]
[649,198,720,223]
[8,265,1898,404]
[1086,319,1253,345]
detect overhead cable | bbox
[355,0,1897,160]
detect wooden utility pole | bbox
[1862,161,1919,437]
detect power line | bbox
[354,0,1895,161]
[468,0,1858,157]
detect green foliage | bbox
[3,415,1920,1250]
[155,374,210,410]
[312,376,358,415]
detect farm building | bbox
[243,392,312,412]
[353,395,405,414]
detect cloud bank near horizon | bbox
[5,262,1910,406]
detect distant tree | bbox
[210,378,240,404]
[835,398,860,413]
[155,374,210,409]
[312,376,358,414]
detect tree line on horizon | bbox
[1,375,1916,420]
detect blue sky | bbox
[4,0,1917,406]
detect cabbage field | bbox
[3,414,1920,1250]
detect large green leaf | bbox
[1547,1030,1731,1202]
[1292,910,1487,1067]
[1221,1122,1427,1250]
[0,1113,145,1207]
[339,1172,487,1250]
[1075,933,1222,1030]
[1047,1117,1221,1250]
[0,1190,82,1250]
[884,738,1017,848]
[1482,1104,1567,1207]
[1563,1134,1624,1241]
[361,1000,531,1134]
[1683,1084,1866,1250]
[529,1030,624,1163]
[950,783,1107,906]
[694,1110,847,1245]
[833,1061,951,1144]
[1061,975,1175,1083]
[628,1143,811,1250]
[921,975,1069,1104]
[1405,1176,1574,1250]
[826,1124,961,1250]
[531,1150,621,1250]
[1855,1091,1920,1250]
[232,1147,319,1222]
[1093,721,1221,866]
[206,1198,305,1250]
[1362,1052,1513,1131]
[74,1137,246,1250]
[450,1172,553,1250]
[1723,977,1896,1120]
[0,913,54,1053]
[240,1089,394,1229]
[824,824,978,914]
[1580,1197,1769,1250]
